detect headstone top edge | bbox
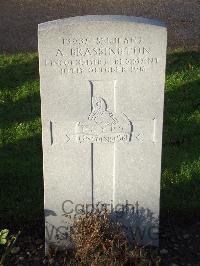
[38,15,166,31]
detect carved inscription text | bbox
[44,35,160,75]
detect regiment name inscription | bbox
[43,34,160,75]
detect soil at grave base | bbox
[1,216,200,265]
[0,0,199,53]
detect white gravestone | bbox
[38,15,167,249]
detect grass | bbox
[0,54,42,222]
[161,50,200,219]
[0,50,199,223]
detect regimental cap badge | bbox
[75,97,133,143]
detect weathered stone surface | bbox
[38,15,167,249]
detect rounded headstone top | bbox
[38,15,166,31]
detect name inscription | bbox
[44,35,160,75]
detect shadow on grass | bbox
[163,79,200,163]
[0,54,43,225]
[0,54,40,129]
[0,134,43,223]
[0,54,39,91]
[166,50,200,74]
[160,50,200,221]
[0,92,41,129]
